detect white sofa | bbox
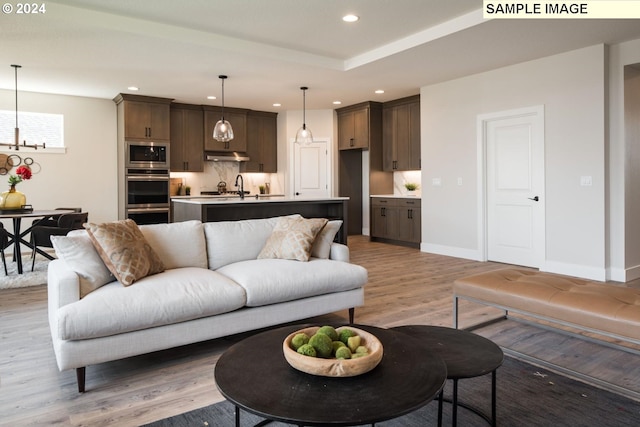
[47,216,368,392]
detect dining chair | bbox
[31,207,82,228]
[30,212,88,271]
[0,223,9,275]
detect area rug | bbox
[144,356,640,427]
[0,256,49,289]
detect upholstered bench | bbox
[453,268,640,345]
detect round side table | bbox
[392,325,504,427]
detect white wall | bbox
[420,44,607,280]
[0,90,117,242]
[609,38,640,281]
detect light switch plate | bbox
[432,178,442,186]
[580,176,592,186]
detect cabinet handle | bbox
[381,207,386,217]
[408,209,412,219]
[350,138,354,147]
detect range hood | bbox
[205,151,250,162]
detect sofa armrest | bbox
[329,243,350,262]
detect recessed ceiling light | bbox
[375,89,385,94]
[273,103,281,107]
[333,101,342,105]
[127,86,139,91]
[342,14,359,22]
[207,95,217,100]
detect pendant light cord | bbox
[12,64,21,129]
[301,86,308,130]
[220,75,226,122]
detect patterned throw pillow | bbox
[85,219,165,286]
[258,217,328,262]
[310,220,343,259]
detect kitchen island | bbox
[171,196,349,244]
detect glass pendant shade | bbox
[294,86,313,145]
[295,124,313,145]
[213,75,234,142]
[213,118,234,142]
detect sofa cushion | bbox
[51,232,115,298]
[204,215,300,269]
[258,217,328,262]
[139,220,207,269]
[217,258,368,307]
[55,267,247,340]
[310,220,342,259]
[85,219,165,286]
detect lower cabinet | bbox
[370,197,421,245]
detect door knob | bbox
[295,192,300,196]
[528,196,539,201]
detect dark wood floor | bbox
[1,236,639,426]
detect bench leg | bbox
[348,307,355,324]
[453,295,459,329]
[76,367,86,393]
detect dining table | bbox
[0,209,75,274]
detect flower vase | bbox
[0,185,26,210]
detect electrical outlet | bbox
[580,176,592,186]
[432,178,442,186]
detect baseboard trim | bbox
[420,243,482,261]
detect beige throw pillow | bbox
[258,217,328,262]
[310,220,343,259]
[85,219,165,286]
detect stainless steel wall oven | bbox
[125,168,170,224]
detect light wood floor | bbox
[1,236,639,426]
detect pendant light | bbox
[295,86,313,144]
[0,65,45,151]
[213,75,234,143]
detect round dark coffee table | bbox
[215,324,447,426]
[392,325,504,427]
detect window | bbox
[0,110,64,148]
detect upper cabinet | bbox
[203,106,248,152]
[114,94,172,141]
[241,111,278,173]
[382,95,421,171]
[337,102,381,150]
[170,103,204,172]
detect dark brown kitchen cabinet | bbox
[371,197,399,240]
[170,103,204,172]
[337,102,380,150]
[370,197,421,246]
[241,111,277,173]
[338,101,391,235]
[203,106,248,152]
[114,94,172,141]
[397,198,421,243]
[383,95,421,171]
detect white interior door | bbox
[293,140,329,199]
[483,106,545,268]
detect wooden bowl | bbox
[283,326,384,377]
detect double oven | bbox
[125,141,170,224]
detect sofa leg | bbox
[349,307,355,324]
[76,367,86,393]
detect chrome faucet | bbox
[235,174,244,199]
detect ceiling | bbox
[2,0,640,112]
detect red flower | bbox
[16,165,32,180]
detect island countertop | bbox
[172,196,348,205]
[171,197,349,244]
